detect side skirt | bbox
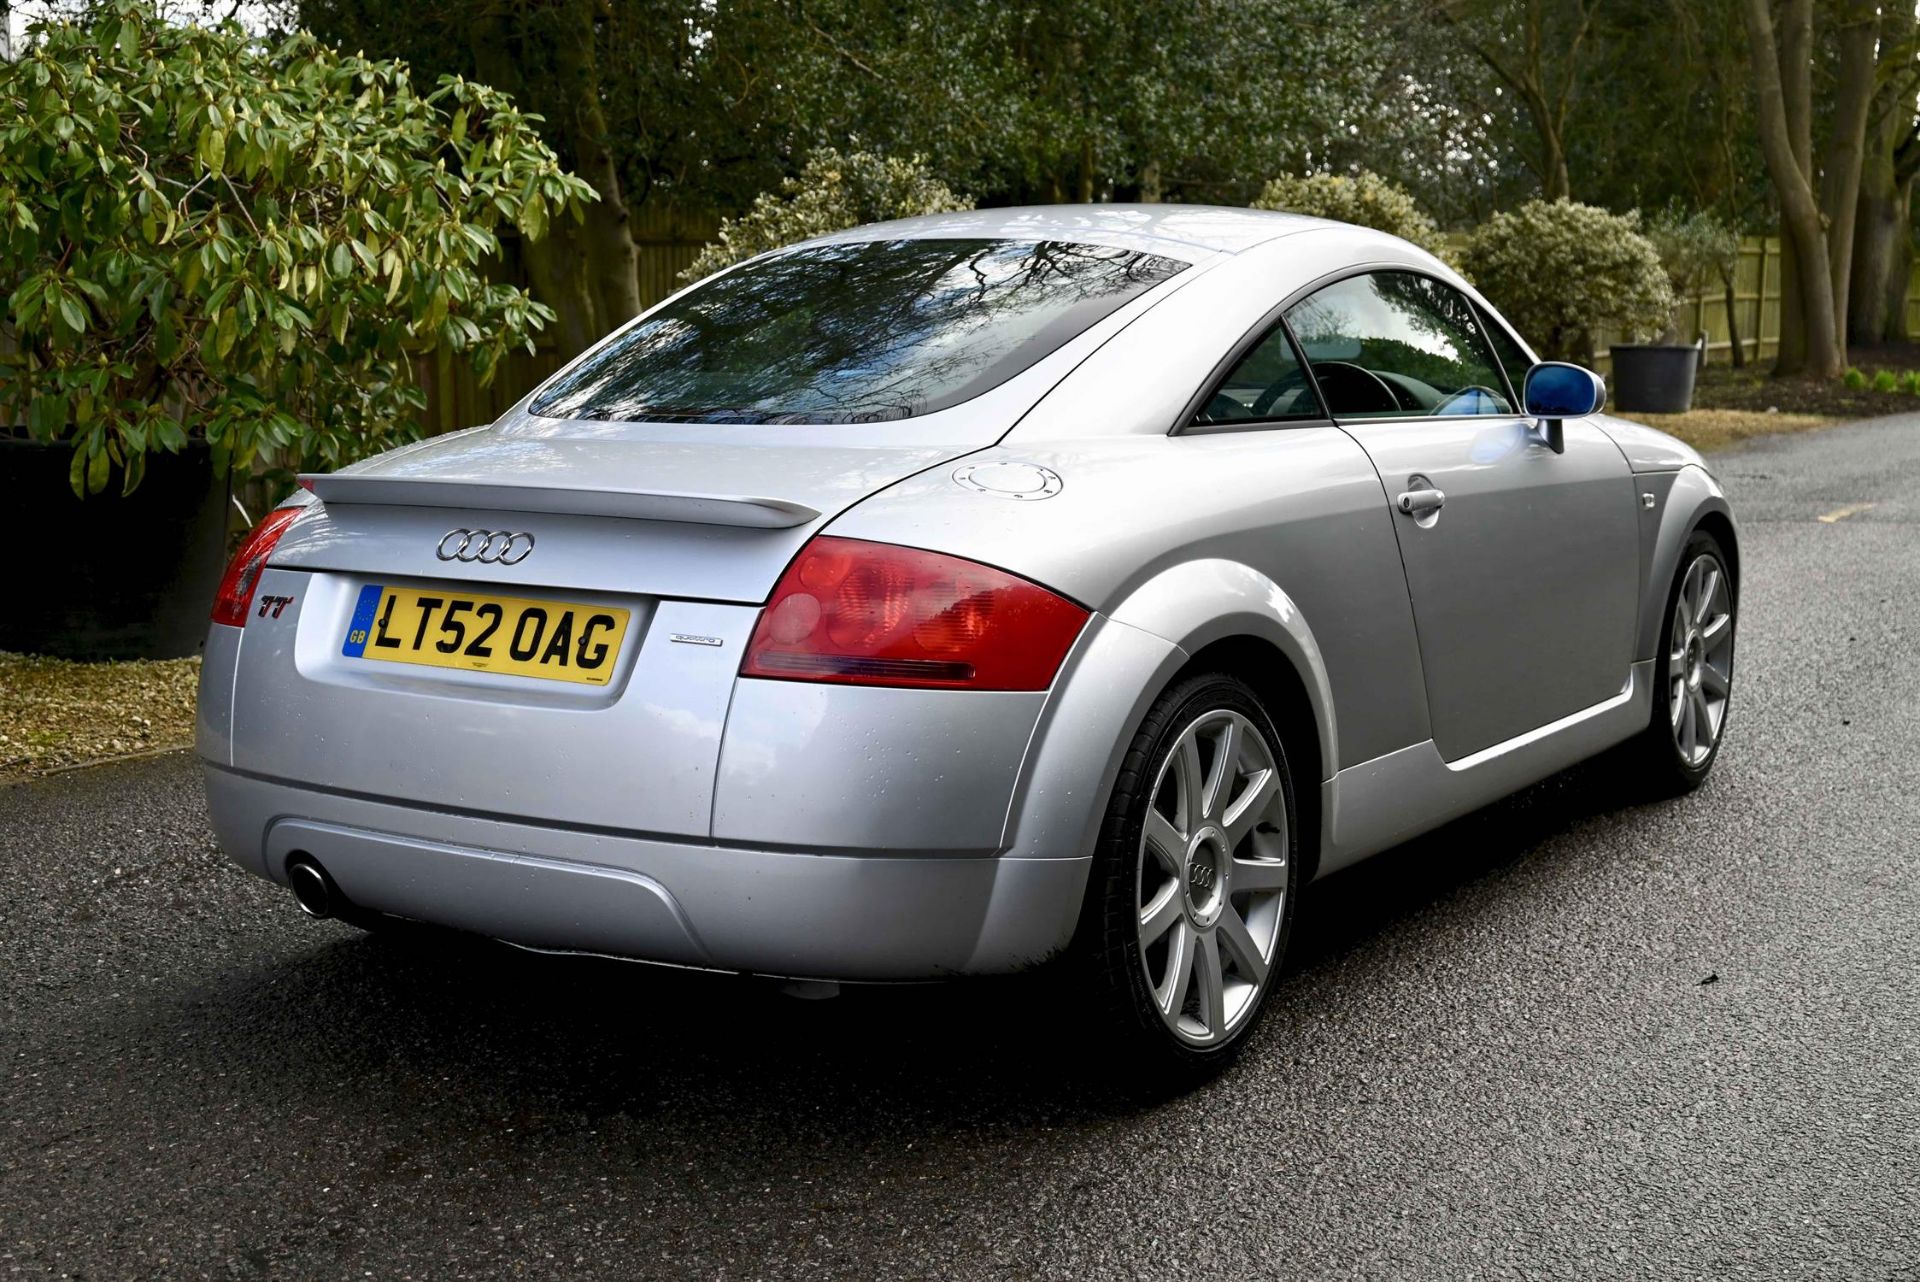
[1316,659,1654,878]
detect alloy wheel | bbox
[1136,709,1289,1047]
[1668,552,1734,767]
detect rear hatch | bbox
[221,228,1217,837]
[226,428,975,838]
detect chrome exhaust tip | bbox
[285,854,335,919]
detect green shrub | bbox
[0,1,592,496]
[1251,171,1453,263]
[681,148,971,283]
[1461,200,1675,365]
[1873,369,1900,393]
[1844,367,1869,390]
[1903,371,1920,395]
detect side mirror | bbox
[1522,362,1606,455]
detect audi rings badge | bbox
[435,529,536,566]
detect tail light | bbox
[210,507,303,627]
[741,537,1089,690]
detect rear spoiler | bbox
[298,473,821,530]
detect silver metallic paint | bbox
[832,429,1430,769]
[1341,417,1641,760]
[195,621,240,768]
[269,500,820,604]
[711,682,1048,852]
[1636,464,1736,660]
[199,205,1739,981]
[229,566,752,837]
[208,770,1092,979]
[1318,660,1656,874]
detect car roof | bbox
[804,203,1363,260]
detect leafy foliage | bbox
[0,1,594,496]
[1644,209,1739,342]
[297,0,1419,214]
[1251,171,1453,261]
[1645,209,1739,297]
[1462,199,1674,363]
[680,148,970,283]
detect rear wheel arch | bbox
[1177,637,1326,884]
[1104,558,1339,885]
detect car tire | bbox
[1074,672,1300,1083]
[1623,530,1737,796]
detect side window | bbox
[1283,272,1516,419]
[1191,323,1324,426]
[1473,299,1535,402]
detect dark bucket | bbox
[1609,344,1699,414]
[0,439,231,660]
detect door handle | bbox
[1396,487,1446,516]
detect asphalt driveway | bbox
[3,416,1917,1280]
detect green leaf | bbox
[0,8,592,494]
[120,448,147,496]
[198,125,227,176]
[57,293,88,336]
[519,193,546,242]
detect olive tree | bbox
[680,148,970,283]
[1645,209,1739,344]
[1462,199,1673,364]
[0,1,594,496]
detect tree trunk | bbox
[1850,158,1904,345]
[1741,0,1843,378]
[468,0,638,360]
[1139,160,1163,203]
[551,0,642,336]
[1514,78,1572,200]
[1848,12,1920,348]
[519,229,601,359]
[1775,232,1808,372]
[1888,205,1914,343]
[1819,0,1878,352]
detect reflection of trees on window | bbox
[1287,272,1510,412]
[1367,273,1497,387]
[531,239,1188,424]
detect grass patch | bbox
[1628,408,1845,452]
[0,651,199,783]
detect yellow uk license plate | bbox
[340,583,630,685]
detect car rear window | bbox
[528,238,1190,424]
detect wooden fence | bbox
[1596,234,1787,374]
[1581,235,1920,374]
[414,203,720,435]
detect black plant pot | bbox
[1610,344,1699,414]
[0,439,231,660]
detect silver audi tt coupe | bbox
[198,205,1738,1074]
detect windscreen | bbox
[528,238,1190,424]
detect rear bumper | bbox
[203,764,1091,980]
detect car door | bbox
[1284,270,1640,762]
